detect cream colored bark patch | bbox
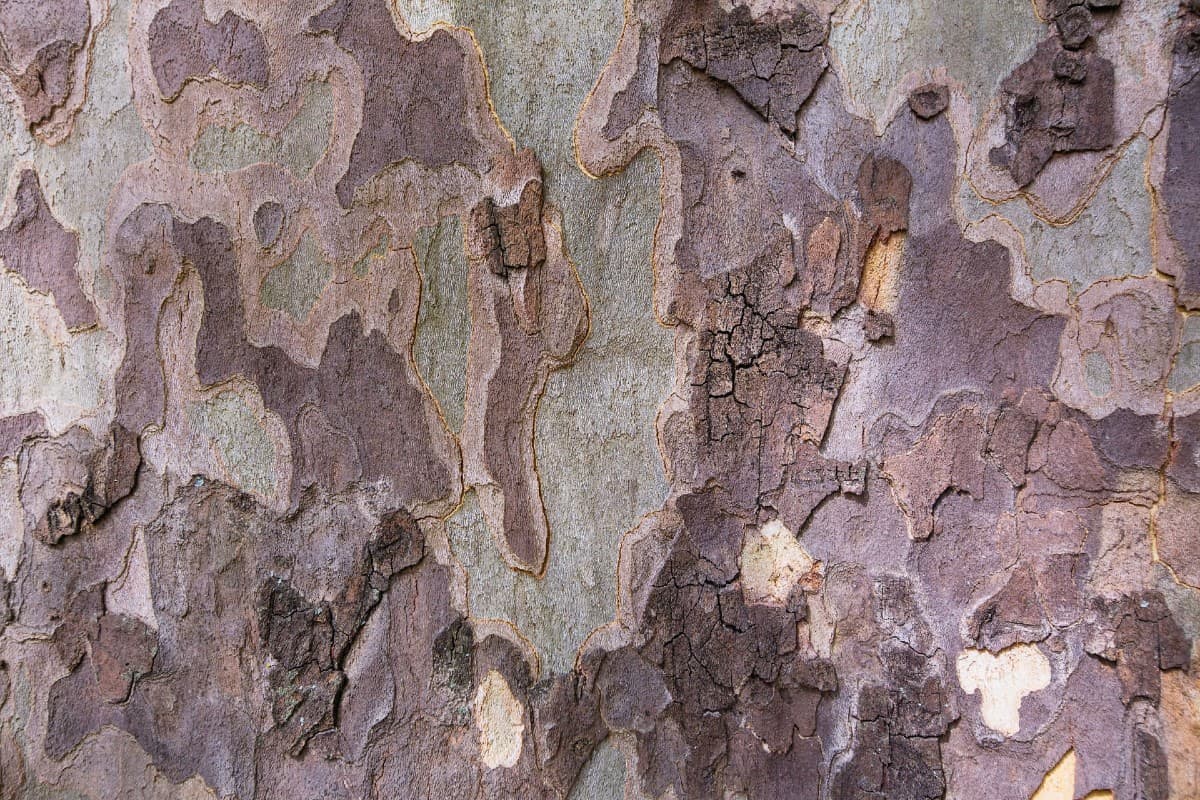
[739,519,818,606]
[0,458,22,578]
[473,669,525,769]
[956,644,1051,736]
[859,231,905,314]
[0,270,116,432]
[1030,750,1114,800]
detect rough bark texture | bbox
[0,1,1197,799]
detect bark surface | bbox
[0,1,1197,798]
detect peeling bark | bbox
[0,0,1196,799]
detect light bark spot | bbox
[1030,749,1113,800]
[739,519,818,607]
[956,643,1051,736]
[473,669,525,769]
[859,231,905,314]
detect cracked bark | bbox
[0,0,1197,799]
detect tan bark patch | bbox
[859,231,904,314]
[473,669,525,769]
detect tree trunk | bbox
[1,0,1197,798]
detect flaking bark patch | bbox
[0,0,1196,796]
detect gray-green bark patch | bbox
[442,0,672,672]
[830,0,1041,126]
[190,81,334,176]
[260,233,332,321]
[413,216,470,432]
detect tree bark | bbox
[1,0,1197,798]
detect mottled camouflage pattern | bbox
[0,1,1196,798]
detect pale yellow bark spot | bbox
[739,519,818,607]
[473,669,525,769]
[956,644,1051,736]
[1030,750,1114,800]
